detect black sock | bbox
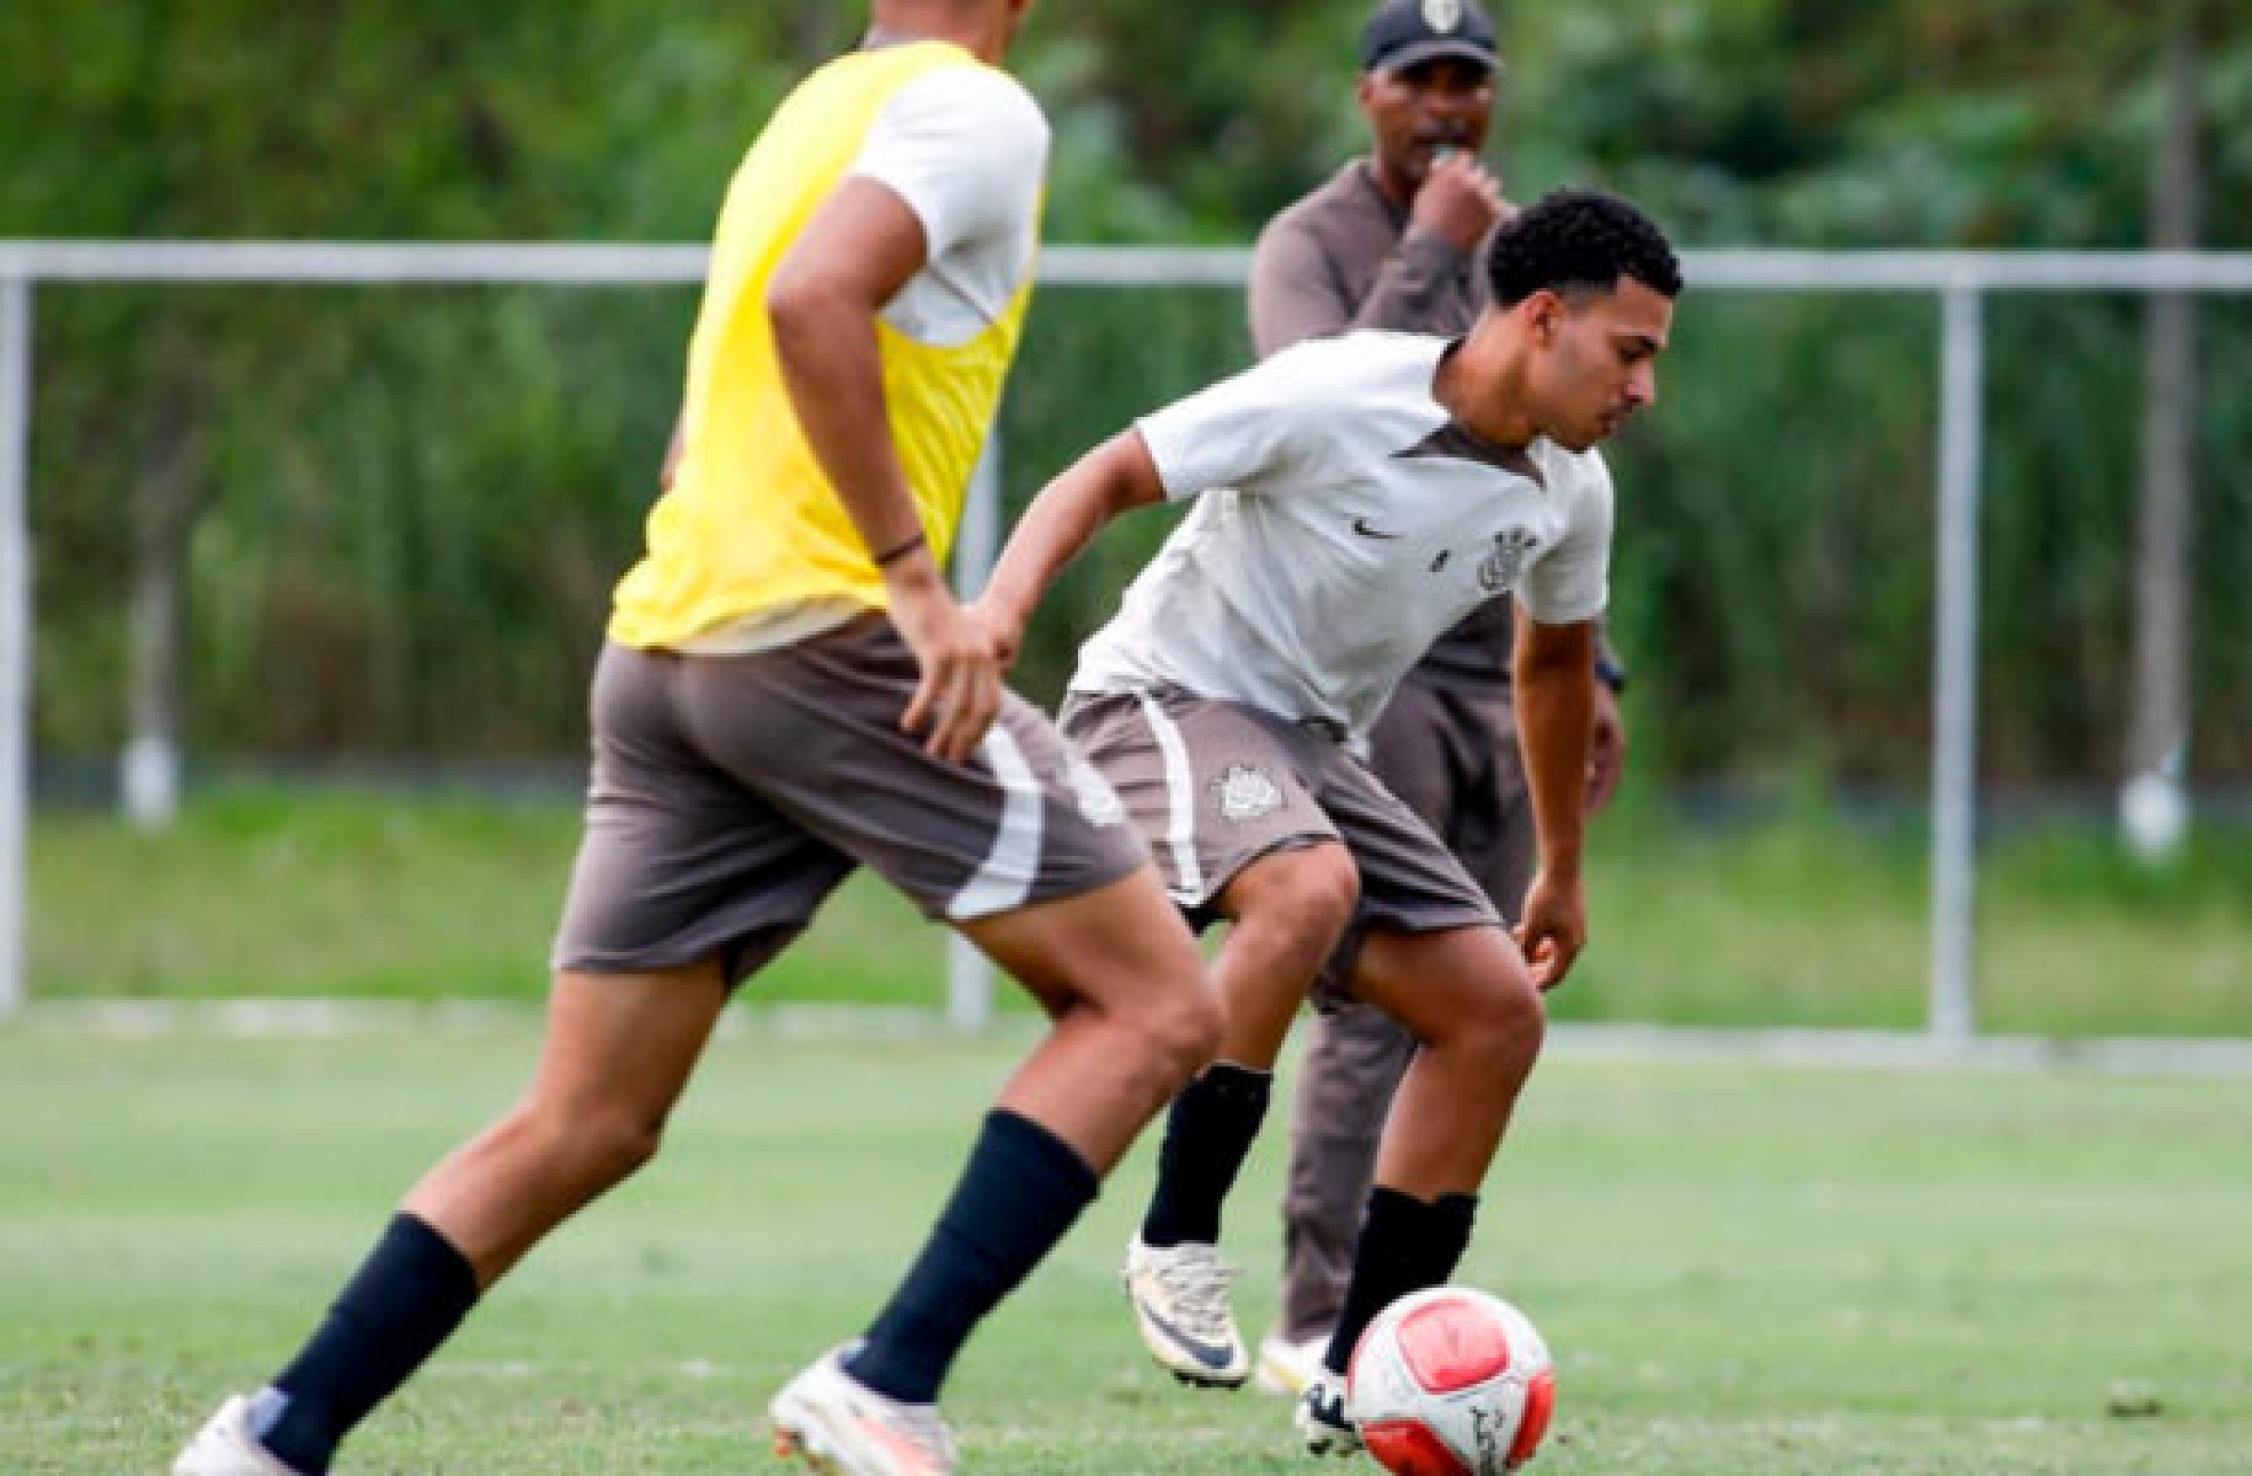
[1321,1187,1477,1375]
[1139,1062,1272,1248]
[846,1109,1099,1405]
[250,1213,481,1475]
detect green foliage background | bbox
[5,1,2251,785]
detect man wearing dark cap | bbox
[1248,0,1630,1398]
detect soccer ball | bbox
[1347,1286,1557,1475]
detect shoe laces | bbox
[1149,1243,1241,1341]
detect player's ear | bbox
[1526,290,1565,347]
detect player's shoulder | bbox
[1258,163,1381,249]
[1272,327,1441,378]
[891,57,1050,143]
[1243,332,1445,446]
[1536,440,1614,502]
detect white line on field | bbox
[14,998,2252,1077]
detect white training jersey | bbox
[1068,331,1613,739]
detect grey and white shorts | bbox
[553,617,1149,985]
[1056,685,1498,947]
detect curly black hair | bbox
[1486,189,1683,307]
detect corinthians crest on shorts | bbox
[1478,528,1542,594]
[1211,763,1285,823]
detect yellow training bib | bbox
[609,42,1037,649]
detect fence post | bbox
[1929,285,1984,1045]
[0,278,33,1019]
[945,437,1004,1034]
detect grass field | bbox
[30,787,2252,1036]
[5,1024,2249,1474]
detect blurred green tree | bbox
[1,0,2247,789]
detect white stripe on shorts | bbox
[1134,691,1205,903]
[946,723,1045,920]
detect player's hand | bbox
[962,594,1026,675]
[1513,869,1587,991]
[1411,151,1506,255]
[886,556,1003,764]
[1586,681,1626,815]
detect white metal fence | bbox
[5,241,2251,1030]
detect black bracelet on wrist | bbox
[873,529,927,568]
[1595,655,1629,695]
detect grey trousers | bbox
[1278,676,1536,1342]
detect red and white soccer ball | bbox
[1347,1286,1558,1475]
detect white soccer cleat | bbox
[1121,1235,1250,1388]
[1253,1328,1328,1398]
[1294,1368,1364,1458]
[172,1395,303,1476]
[770,1347,958,1476]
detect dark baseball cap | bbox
[1360,0,1501,74]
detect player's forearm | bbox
[768,283,925,561]
[1513,622,1597,878]
[983,430,1161,633]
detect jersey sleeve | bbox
[1133,342,1335,502]
[848,66,1050,264]
[1519,452,1613,625]
[1248,211,1352,357]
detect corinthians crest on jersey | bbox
[1478,527,1543,594]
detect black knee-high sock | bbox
[1139,1062,1272,1248]
[1321,1187,1477,1376]
[249,1213,481,1475]
[846,1109,1099,1405]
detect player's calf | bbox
[1355,923,1545,1196]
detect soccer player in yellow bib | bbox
[172,6,1220,1475]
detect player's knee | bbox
[1461,964,1546,1073]
[519,1098,666,1189]
[1119,960,1223,1091]
[590,1111,667,1181]
[1161,976,1227,1082]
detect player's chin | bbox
[1572,413,1630,451]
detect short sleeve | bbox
[1133,343,1333,502]
[1519,452,1613,625]
[848,66,1049,263]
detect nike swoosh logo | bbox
[1351,517,1403,540]
[1134,1296,1241,1370]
